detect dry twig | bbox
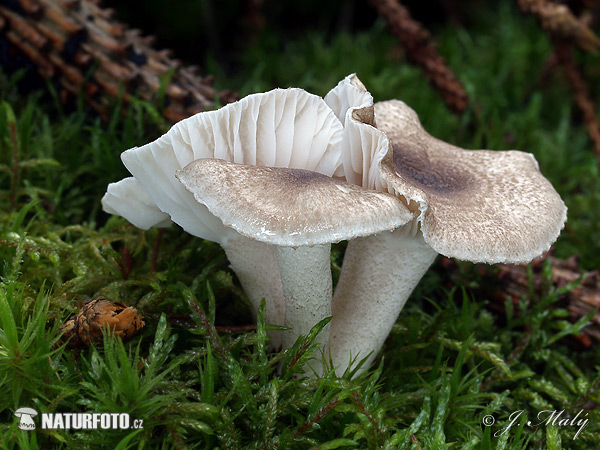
[519,0,600,160]
[518,0,600,52]
[370,0,469,114]
[553,40,600,159]
[0,0,238,122]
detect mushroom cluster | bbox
[102,75,566,377]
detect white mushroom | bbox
[102,86,368,350]
[14,407,38,430]
[176,158,411,373]
[102,178,172,229]
[330,87,567,376]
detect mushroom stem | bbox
[222,237,286,350]
[330,228,437,376]
[277,244,333,374]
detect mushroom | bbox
[102,85,375,351]
[102,177,172,229]
[14,407,38,430]
[176,158,411,372]
[330,90,567,375]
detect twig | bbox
[0,0,238,122]
[215,324,257,333]
[517,0,600,52]
[370,0,469,114]
[165,309,257,334]
[553,40,600,159]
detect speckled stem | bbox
[330,229,437,376]
[277,244,332,375]
[222,237,286,350]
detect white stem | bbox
[222,237,286,350]
[277,244,332,375]
[330,229,437,376]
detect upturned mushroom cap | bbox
[176,158,413,247]
[324,74,390,188]
[324,73,371,128]
[116,88,345,244]
[102,177,172,229]
[374,100,567,263]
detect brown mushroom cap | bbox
[176,158,413,247]
[375,100,567,263]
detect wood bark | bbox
[0,0,238,122]
[370,0,469,114]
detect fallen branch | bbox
[0,0,238,122]
[553,40,600,159]
[370,0,469,114]
[517,0,600,52]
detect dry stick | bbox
[553,40,600,159]
[0,0,238,123]
[517,0,600,53]
[517,0,600,158]
[370,0,469,114]
[215,324,257,333]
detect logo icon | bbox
[14,407,38,430]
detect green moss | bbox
[1,2,600,448]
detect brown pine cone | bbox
[59,297,144,348]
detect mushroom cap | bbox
[14,407,38,417]
[324,73,371,128]
[119,88,345,245]
[102,177,172,229]
[374,100,567,263]
[176,158,413,247]
[324,74,390,188]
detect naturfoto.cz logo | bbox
[14,408,144,431]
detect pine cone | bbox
[59,297,144,348]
